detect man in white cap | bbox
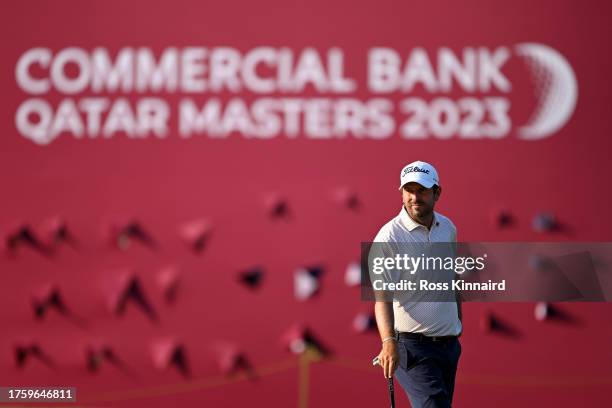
[373,160,462,408]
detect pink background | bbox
[1,1,611,406]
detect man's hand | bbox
[377,340,399,378]
[374,301,398,378]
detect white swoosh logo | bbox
[515,43,578,140]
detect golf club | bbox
[372,356,396,408]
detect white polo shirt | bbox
[373,207,462,336]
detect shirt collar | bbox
[399,206,436,231]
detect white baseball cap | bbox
[399,161,439,190]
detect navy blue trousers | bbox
[394,336,461,408]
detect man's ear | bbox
[434,186,442,201]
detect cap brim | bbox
[398,178,435,190]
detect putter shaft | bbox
[372,356,396,408]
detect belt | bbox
[396,332,458,343]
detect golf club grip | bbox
[388,377,395,408]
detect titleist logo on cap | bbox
[402,166,430,176]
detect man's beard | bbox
[406,203,432,219]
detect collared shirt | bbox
[373,207,462,336]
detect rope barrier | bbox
[69,353,612,405]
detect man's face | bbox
[401,182,441,220]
